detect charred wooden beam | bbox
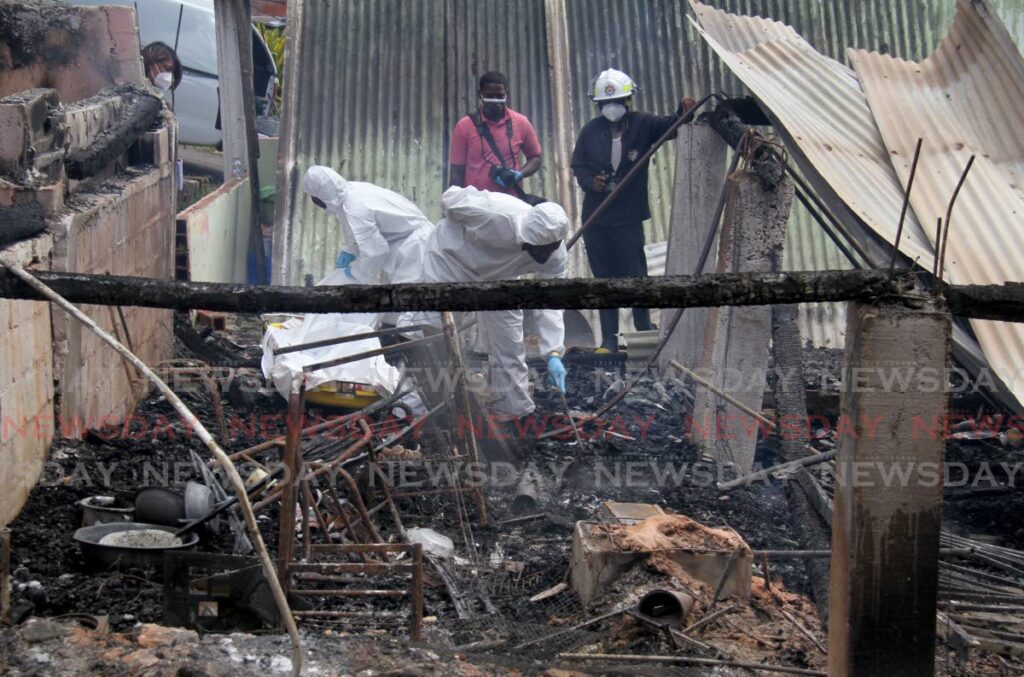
[1,267,1023,321]
[0,268,905,313]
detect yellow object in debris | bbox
[265,320,382,409]
[594,347,612,354]
[305,382,381,410]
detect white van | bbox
[67,0,277,146]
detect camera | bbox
[490,165,518,187]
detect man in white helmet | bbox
[302,165,434,287]
[571,68,695,352]
[403,186,569,418]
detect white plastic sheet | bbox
[261,270,401,399]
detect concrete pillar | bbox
[659,125,727,370]
[689,170,793,471]
[828,299,951,677]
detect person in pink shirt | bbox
[449,71,543,200]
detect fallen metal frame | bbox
[287,543,424,641]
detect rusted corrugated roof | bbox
[849,0,1024,407]
[689,0,933,268]
[690,0,1024,408]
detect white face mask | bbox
[601,102,627,123]
[154,71,174,92]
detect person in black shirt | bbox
[571,68,694,352]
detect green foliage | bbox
[257,24,285,115]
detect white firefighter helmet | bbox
[591,68,637,102]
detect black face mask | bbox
[481,101,506,120]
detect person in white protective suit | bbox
[302,166,433,287]
[407,186,569,418]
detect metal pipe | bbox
[273,324,432,355]
[337,467,385,544]
[290,589,405,597]
[303,333,444,373]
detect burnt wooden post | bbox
[828,297,951,676]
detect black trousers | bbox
[582,221,652,349]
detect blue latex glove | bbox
[344,267,354,279]
[547,355,567,393]
[335,250,356,269]
[494,169,524,188]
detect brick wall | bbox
[52,146,175,435]
[0,6,144,102]
[0,235,54,526]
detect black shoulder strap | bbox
[469,113,530,201]
[470,112,510,170]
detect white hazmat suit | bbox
[301,166,433,286]
[406,186,568,417]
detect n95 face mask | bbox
[601,102,626,123]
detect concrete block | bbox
[570,520,752,608]
[62,91,126,154]
[690,172,794,471]
[0,89,60,175]
[828,300,952,677]
[660,125,728,371]
[139,125,172,168]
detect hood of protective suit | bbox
[302,166,349,213]
[441,186,525,249]
[515,202,568,246]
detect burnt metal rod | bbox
[679,603,737,635]
[273,324,432,355]
[785,162,878,269]
[754,548,972,559]
[708,548,742,611]
[512,607,629,651]
[566,94,714,249]
[717,450,837,491]
[794,186,862,270]
[557,652,827,676]
[938,155,976,285]
[889,138,924,276]
[302,334,444,373]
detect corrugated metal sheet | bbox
[690,0,1024,408]
[272,0,1024,350]
[849,0,1024,407]
[273,0,447,284]
[690,0,934,268]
